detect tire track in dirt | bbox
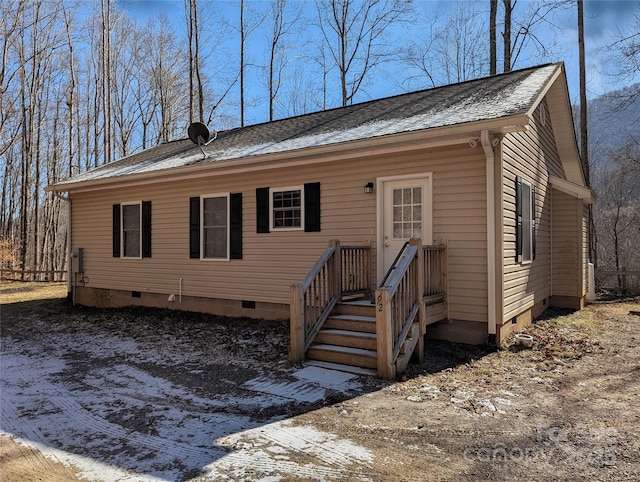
[214,420,374,480]
[0,434,82,482]
[2,355,227,476]
[0,396,81,480]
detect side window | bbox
[270,187,303,230]
[516,177,536,264]
[202,195,229,260]
[113,201,151,259]
[190,193,242,260]
[256,182,321,233]
[122,203,141,258]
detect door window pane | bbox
[391,186,423,239]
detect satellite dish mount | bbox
[188,122,217,146]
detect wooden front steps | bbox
[306,300,378,375]
[304,360,377,377]
[304,298,447,377]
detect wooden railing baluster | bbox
[340,244,371,298]
[290,240,342,363]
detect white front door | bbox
[380,177,432,276]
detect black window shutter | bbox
[189,197,200,259]
[112,204,121,257]
[230,192,243,259]
[256,187,270,233]
[531,186,536,260]
[304,182,321,232]
[515,177,522,263]
[142,201,152,258]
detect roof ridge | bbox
[205,62,561,138]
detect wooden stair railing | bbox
[341,242,372,298]
[423,245,447,299]
[290,240,342,363]
[291,238,446,378]
[375,238,424,379]
[290,240,374,364]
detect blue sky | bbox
[115,0,639,116]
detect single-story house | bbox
[47,62,593,377]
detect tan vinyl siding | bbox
[551,190,582,297]
[71,143,487,321]
[502,98,563,320]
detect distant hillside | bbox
[580,84,640,165]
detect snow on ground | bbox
[0,323,370,481]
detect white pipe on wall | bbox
[481,130,497,337]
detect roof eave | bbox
[525,63,586,187]
[550,176,595,204]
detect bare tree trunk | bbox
[267,0,299,122]
[101,0,112,164]
[577,0,594,267]
[33,90,42,275]
[490,0,497,75]
[339,0,348,106]
[613,206,621,287]
[578,0,588,183]
[18,6,33,275]
[186,0,204,122]
[240,0,245,127]
[194,0,203,122]
[63,5,76,178]
[502,0,512,72]
[315,0,412,107]
[188,0,194,122]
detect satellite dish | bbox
[188,122,210,145]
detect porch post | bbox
[410,238,425,364]
[376,287,396,379]
[289,283,305,363]
[329,239,342,302]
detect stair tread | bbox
[309,343,376,357]
[328,314,376,322]
[339,300,374,306]
[305,360,377,377]
[319,329,376,339]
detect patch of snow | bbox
[498,389,520,398]
[0,327,373,481]
[478,399,497,412]
[242,376,328,404]
[530,376,553,384]
[293,366,357,387]
[209,420,373,481]
[451,390,474,403]
[419,384,441,399]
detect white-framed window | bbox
[121,201,141,259]
[270,186,303,230]
[516,177,536,264]
[201,193,229,260]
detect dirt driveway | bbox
[1,282,639,481]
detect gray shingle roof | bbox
[51,63,560,189]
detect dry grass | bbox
[0,281,67,304]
